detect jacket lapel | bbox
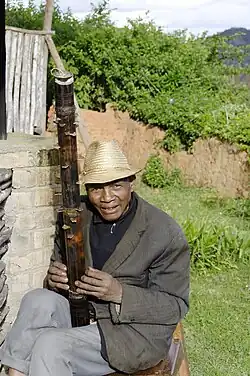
[81,203,93,268]
[102,195,147,275]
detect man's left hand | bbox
[75,267,122,304]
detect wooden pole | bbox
[174,323,190,376]
[39,0,54,134]
[0,0,7,140]
[43,0,54,32]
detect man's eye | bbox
[90,187,102,193]
[113,184,122,189]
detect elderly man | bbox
[0,140,190,376]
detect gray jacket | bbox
[47,193,190,373]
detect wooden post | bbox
[0,0,7,140]
[43,0,54,32]
[38,0,54,134]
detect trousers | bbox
[0,288,115,376]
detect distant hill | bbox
[220,27,250,46]
[219,27,250,66]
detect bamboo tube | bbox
[33,36,43,132]
[24,34,34,134]
[13,32,24,132]
[39,37,48,134]
[5,30,11,113]
[53,69,90,328]
[35,37,45,133]
[7,31,18,133]
[30,34,39,132]
[19,33,30,133]
[45,35,91,149]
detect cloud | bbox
[22,0,250,35]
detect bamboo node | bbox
[62,224,71,231]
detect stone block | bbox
[31,266,49,288]
[34,227,55,249]
[34,186,62,207]
[15,207,57,231]
[5,190,35,211]
[0,134,60,169]
[8,272,31,294]
[8,248,51,275]
[5,229,34,254]
[12,166,61,189]
[5,186,62,211]
[37,148,59,167]
[0,151,37,169]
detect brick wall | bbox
[0,133,61,326]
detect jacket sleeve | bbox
[109,232,190,325]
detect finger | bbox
[49,273,68,283]
[54,283,69,291]
[48,266,67,277]
[80,275,104,287]
[53,261,67,271]
[75,281,104,293]
[76,288,104,299]
[85,268,106,280]
[48,280,69,291]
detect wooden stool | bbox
[107,322,189,376]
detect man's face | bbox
[87,179,133,221]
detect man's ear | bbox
[130,178,135,192]
[128,175,136,192]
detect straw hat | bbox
[82,140,140,184]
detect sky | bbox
[23,0,250,35]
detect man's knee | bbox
[32,329,67,361]
[20,288,68,312]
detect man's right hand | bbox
[47,261,69,291]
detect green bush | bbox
[142,155,182,188]
[142,155,168,188]
[183,218,250,273]
[6,0,250,153]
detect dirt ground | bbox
[47,105,249,198]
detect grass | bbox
[137,182,249,232]
[186,265,250,376]
[136,181,250,376]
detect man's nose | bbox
[100,187,114,202]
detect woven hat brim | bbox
[82,168,141,185]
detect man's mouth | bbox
[101,205,119,214]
